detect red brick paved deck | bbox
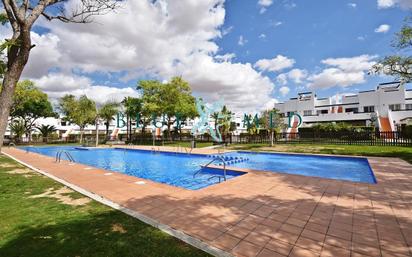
[3,147,412,257]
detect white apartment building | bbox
[274,82,412,132]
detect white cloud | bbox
[214,53,236,62]
[258,0,273,7]
[33,73,140,105]
[238,35,247,46]
[307,68,365,89]
[276,68,308,85]
[254,55,295,73]
[374,24,391,33]
[307,55,377,89]
[348,3,357,8]
[258,0,273,14]
[221,26,234,36]
[276,74,288,85]
[287,69,308,83]
[263,98,278,110]
[377,0,412,9]
[33,73,92,92]
[22,33,62,78]
[321,55,377,72]
[259,33,266,39]
[0,0,277,111]
[166,53,274,111]
[270,21,283,27]
[357,35,366,41]
[279,86,290,96]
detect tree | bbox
[9,119,25,143]
[98,101,120,137]
[36,124,56,143]
[0,0,119,150]
[122,97,142,141]
[9,80,55,141]
[137,77,197,138]
[59,95,96,144]
[372,16,412,82]
[260,109,284,146]
[211,105,233,138]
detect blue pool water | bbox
[224,151,376,184]
[22,146,245,190]
[22,146,376,189]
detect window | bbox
[317,109,328,114]
[389,104,401,111]
[61,121,67,126]
[345,108,358,113]
[405,104,412,110]
[304,110,312,116]
[363,106,375,113]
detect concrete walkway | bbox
[3,147,412,257]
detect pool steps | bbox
[207,155,249,166]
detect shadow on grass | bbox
[0,210,210,257]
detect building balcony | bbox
[301,112,373,123]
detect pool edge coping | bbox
[1,151,234,257]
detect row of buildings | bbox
[5,82,412,141]
[275,82,412,133]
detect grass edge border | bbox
[1,151,233,257]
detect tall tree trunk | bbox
[95,118,99,147]
[270,130,274,147]
[0,28,32,152]
[80,128,84,144]
[105,121,109,140]
[126,115,130,142]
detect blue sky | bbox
[217,0,410,101]
[14,0,412,111]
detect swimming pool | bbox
[22,146,245,190]
[224,151,376,184]
[22,146,376,190]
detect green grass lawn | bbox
[0,154,210,257]
[227,143,412,164]
[163,141,214,148]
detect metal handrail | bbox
[55,150,75,163]
[151,146,160,153]
[193,156,227,182]
[184,147,193,155]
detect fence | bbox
[5,131,412,147]
[125,130,412,147]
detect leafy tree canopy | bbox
[121,97,142,117]
[137,77,197,133]
[59,95,96,130]
[372,16,412,82]
[10,80,55,121]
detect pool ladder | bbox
[176,144,193,155]
[193,156,227,183]
[55,150,75,163]
[151,146,160,153]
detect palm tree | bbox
[10,119,26,143]
[121,97,142,141]
[36,124,57,143]
[98,101,120,137]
